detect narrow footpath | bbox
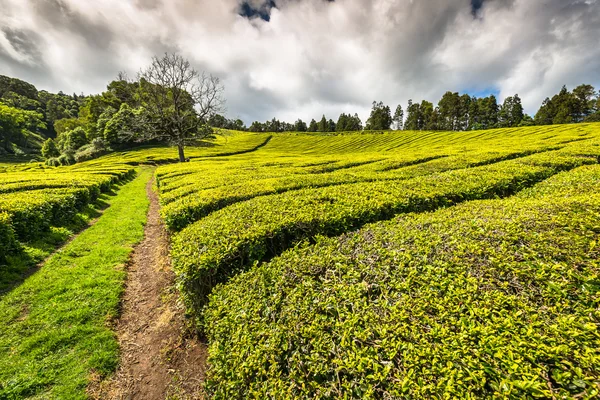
[96,176,207,400]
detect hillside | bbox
[0,124,599,398]
[0,75,83,155]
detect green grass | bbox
[0,168,152,399]
[0,201,104,292]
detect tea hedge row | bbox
[256,123,599,155]
[0,173,121,194]
[0,166,135,253]
[170,150,597,331]
[203,164,600,399]
[158,147,568,231]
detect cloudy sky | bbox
[1,0,599,123]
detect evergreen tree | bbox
[336,113,348,131]
[328,119,336,132]
[499,95,524,128]
[534,97,554,125]
[365,101,392,130]
[437,91,460,131]
[392,105,404,130]
[318,115,328,132]
[294,119,307,132]
[572,84,596,121]
[249,121,264,132]
[404,100,420,131]
[458,94,472,131]
[308,118,318,132]
[419,100,435,130]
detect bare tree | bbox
[137,53,224,162]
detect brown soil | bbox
[91,176,207,400]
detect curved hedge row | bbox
[158,148,564,232]
[0,173,120,194]
[0,167,135,243]
[171,151,597,331]
[203,165,600,399]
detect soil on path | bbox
[93,176,207,400]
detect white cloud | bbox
[0,0,599,123]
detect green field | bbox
[1,124,599,398]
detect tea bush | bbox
[204,165,600,399]
[170,151,598,330]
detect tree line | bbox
[210,84,600,133]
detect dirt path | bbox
[94,176,207,400]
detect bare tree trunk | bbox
[178,144,186,162]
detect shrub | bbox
[204,165,600,399]
[41,138,60,159]
[0,212,19,263]
[170,151,597,332]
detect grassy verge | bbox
[0,167,152,399]
[0,196,110,292]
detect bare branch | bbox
[136,53,225,161]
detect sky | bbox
[0,0,599,124]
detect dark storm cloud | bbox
[239,0,277,21]
[0,0,599,122]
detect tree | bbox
[404,100,419,131]
[209,114,228,128]
[478,95,499,129]
[365,101,392,130]
[419,100,435,130]
[0,102,46,152]
[54,117,86,136]
[349,113,363,131]
[328,119,336,132]
[265,118,282,132]
[336,113,348,131]
[518,114,535,126]
[137,53,224,162]
[392,105,404,130]
[437,91,460,131]
[249,121,264,132]
[499,94,524,127]
[294,119,307,132]
[534,97,554,125]
[103,103,144,144]
[573,84,596,121]
[41,138,60,158]
[510,94,524,126]
[318,115,328,132]
[458,94,472,130]
[551,86,578,124]
[308,119,318,132]
[57,126,88,152]
[468,96,480,130]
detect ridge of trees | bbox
[211,84,600,133]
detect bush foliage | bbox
[204,165,600,399]
[153,123,600,398]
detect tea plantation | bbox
[157,124,600,399]
[1,124,599,398]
